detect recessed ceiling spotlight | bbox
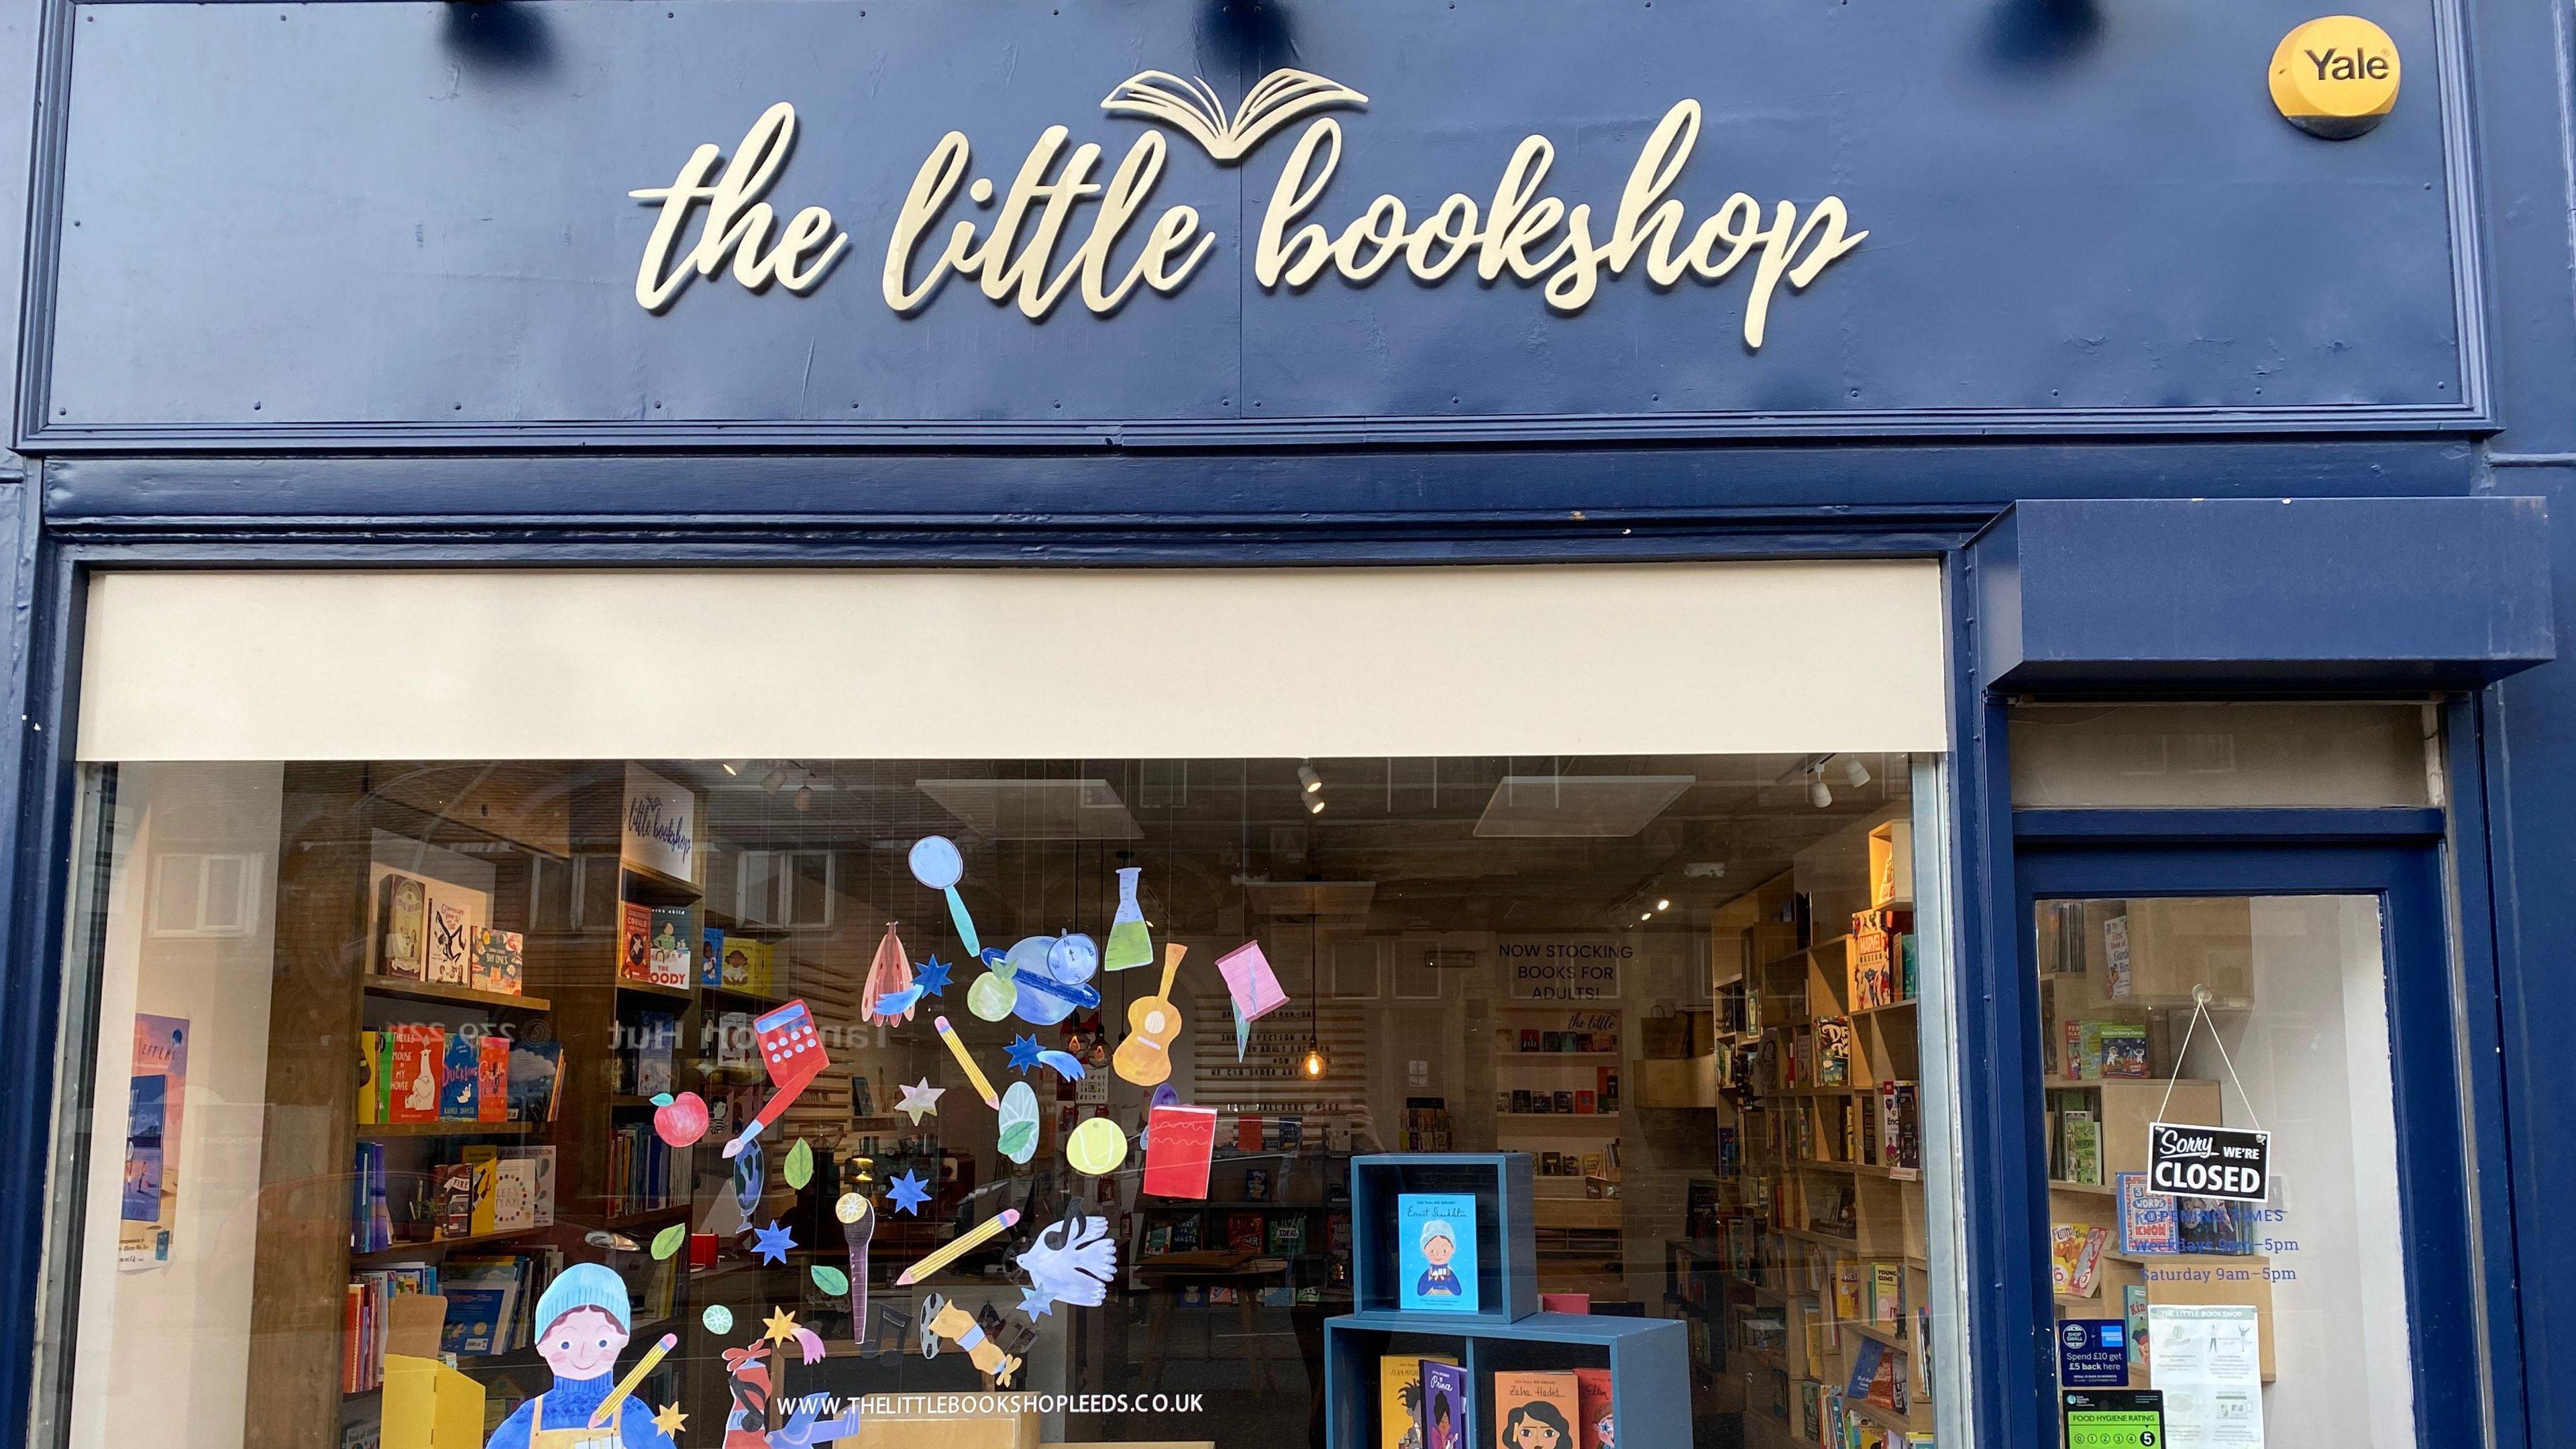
[722,761,743,776]
[1656,898,1672,912]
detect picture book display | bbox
[1423,1360,1469,1449]
[471,928,523,996]
[423,892,475,986]
[648,907,693,987]
[376,873,427,980]
[1572,1367,1615,1449]
[1398,1192,1480,1313]
[1380,1354,1456,1449]
[1493,1371,1578,1449]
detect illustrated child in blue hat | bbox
[484,1263,676,1449]
[1415,1219,1462,1299]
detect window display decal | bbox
[749,1220,796,1265]
[1036,1049,1087,1081]
[894,1078,944,1125]
[649,1403,686,1440]
[1106,865,1155,971]
[485,1265,673,1449]
[1005,1033,1044,1073]
[996,1080,1042,1163]
[1016,1201,1120,1318]
[650,1091,710,1148]
[907,836,983,959]
[721,1000,828,1159]
[1063,1116,1129,1177]
[118,1013,186,1270]
[2063,1388,2167,1449]
[901,1208,1024,1287]
[910,953,953,998]
[1004,934,1105,1026]
[782,1137,814,1190]
[728,1143,765,1226]
[702,1305,734,1335]
[1217,940,1290,1022]
[885,1169,932,1216]
[1142,1102,1218,1198]
[920,1295,1024,1386]
[835,1190,873,1340]
[1114,944,1189,1085]
[859,922,916,1025]
[934,1015,1003,1108]
[650,1222,687,1260]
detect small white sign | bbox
[621,763,698,882]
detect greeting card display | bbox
[1397,1193,1479,1313]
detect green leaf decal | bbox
[811,1265,850,1296]
[651,1222,687,1260]
[784,1137,814,1189]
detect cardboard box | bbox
[381,1353,484,1449]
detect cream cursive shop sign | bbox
[629,68,1866,349]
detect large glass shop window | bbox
[42,753,1949,1449]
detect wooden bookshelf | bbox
[362,974,551,1012]
[358,1121,535,1140]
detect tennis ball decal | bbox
[2271,16,2399,140]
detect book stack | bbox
[1849,906,1915,1008]
[439,1251,564,1358]
[604,1122,679,1217]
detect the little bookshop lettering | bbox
[628,70,1866,349]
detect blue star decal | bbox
[885,1170,932,1216]
[750,1220,796,1265]
[913,955,953,998]
[1018,1284,1056,1320]
[1005,1034,1044,1073]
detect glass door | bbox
[2015,841,2477,1449]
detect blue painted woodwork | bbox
[1974,497,2555,690]
[2012,837,2487,1449]
[1348,1154,1539,1324]
[1328,1155,1684,1449]
[24,0,2477,449]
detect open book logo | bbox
[1100,68,1368,164]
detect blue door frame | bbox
[2002,816,2510,1449]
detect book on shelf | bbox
[376,873,427,981]
[471,928,523,997]
[619,900,655,985]
[389,1024,443,1124]
[1379,1355,1455,1449]
[2116,1171,2179,1254]
[1268,1216,1306,1256]
[648,907,692,987]
[505,1041,564,1124]
[1817,1017,1851,1086]
[1398,1192,1479,1313]
[1832,1260,1864,1322]
[357,1031,384,1126]
[1422,1360,1468,1449]
[1243,1168,1271,1202]
[722,936,774,994]
[1491,1371,1579,1449]
[1870,1260,1904,1330]
[2061,1110,2102,1185]
[1847,1335,1906,1413]
[1168,1216,1200,1252]
[1142,1224,1173,1254]
[423,892,476,987]
[1572,1367,1613,1449]
[2097,1022,2149,1078]
[1880,1083,1921,1175]
[475,1036,510,1124]
[2051,1224,2110,1297]
[437,1031,478,1121]
[629,1012,678,1097]
[1227,1214,1265,1255]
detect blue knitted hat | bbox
[533,1263,632,1338]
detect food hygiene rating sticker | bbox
[2271,15,2400,140]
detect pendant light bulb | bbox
[1301,1046,1327,1079]
[794,784,814,812]
[1843,756,1872,789]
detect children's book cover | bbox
[1380,1355,1455,1449]
[423,894,474,986]
[619,900,654,985]
[473,928,523,997]
[388,1024,444,1124]
[1572,1367,1614,1449]
[701,924,725,987]
[1423,1360,1469,1449]
[439,1030,480,1120]
[376,873,426,980]
[475,1036,511,1124]
[648,907,693,987]
[1398,1192,1479,1313]
[1493,1371,1578,1449]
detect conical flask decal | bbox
[1105,866,1154,971]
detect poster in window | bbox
[119,1014,189,1271]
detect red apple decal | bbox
[652,1090,710,1147]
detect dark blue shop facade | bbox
[0,3,2571,1449]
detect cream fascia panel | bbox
[78,564,1947,762]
